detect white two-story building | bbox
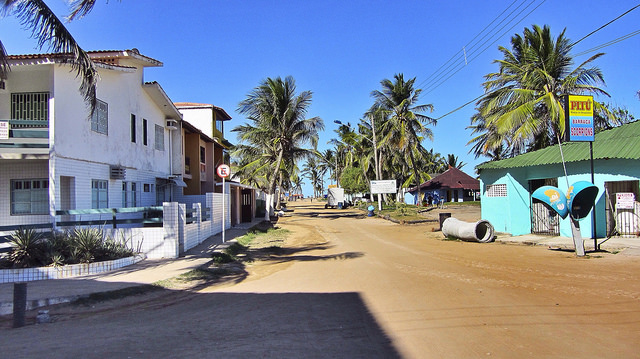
[0,49,185,228]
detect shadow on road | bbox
[1,290,401,358]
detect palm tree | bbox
[444,154,466,170]
[474,25,613,156]
[2,0,100,111]
[235,76,323,219]
[302,156,322,198]
[372,73,436,205]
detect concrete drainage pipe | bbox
[442,217,495,243]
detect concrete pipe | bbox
[442,217,495,243]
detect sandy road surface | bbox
[2,201,640,358]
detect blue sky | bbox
[2,1,639,196]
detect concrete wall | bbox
[479,158,640,238]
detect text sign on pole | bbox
[564,95,594,142]
[0,121,8,140]
[370,180,396,194]
[217,164,230,178]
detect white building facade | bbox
[0,49,185,228]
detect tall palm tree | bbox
[372,73,436,205]
[2,0,100,111]
[235,76,323,219]
[302,156,321,198]
[475,25,613,156]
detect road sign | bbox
[370,180,396,194]
[217,164,230,178]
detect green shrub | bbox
[6,227,47,268]
[1,226,137,268]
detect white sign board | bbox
[0,121,8,140]
[370,180,396,194]
[616,192,635,209]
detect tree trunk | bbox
[409,151,421,207]
[266,149,284,220]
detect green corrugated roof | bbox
[476,120,640,171]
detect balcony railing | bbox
[0,119,49,157]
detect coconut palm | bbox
[235,76,323,219]
[475,25,613,155]
[372,73,436,205]
[2,0,100,111]
[302,156,322,198]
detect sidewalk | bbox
[0,220,262,316]
[494,233,640,255]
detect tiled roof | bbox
[8,49,161,67]
[411,166,480,191]
[476,120,640,171]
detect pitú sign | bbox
[564,94,594,142]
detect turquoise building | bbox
[477,121,640,239]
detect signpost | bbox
[217,164,230,242]
[563,94,598,252]
[370,180,396,212]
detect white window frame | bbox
[122,181,138,207]
[92,179,109,209]
[486,183,507,197]
[10,179,49,215]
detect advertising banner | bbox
[564,95,594,142]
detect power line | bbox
[418,0,524,88]
[430,2,640,122]
[571,3,640,47]
[419,0,546,96]
[574,29,640,57]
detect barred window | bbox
[11,179,49,215]
[91,99,108,134]
[154,124,164,151]
[486,184,507,197]
[11,92,49,127]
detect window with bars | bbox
[486,184,507,197]
[91,99,108,134]
[11,92,49,127]
[154,124,164,151]
[92,179,109,209]
[11,179,49,215]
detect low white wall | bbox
[0,254,145,284]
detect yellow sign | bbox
[565,95,594,142]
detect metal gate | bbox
[605,180,639,237]
[529,178,560,236]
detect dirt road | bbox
[2,201,640,358]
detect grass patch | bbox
[73,285,163,306]
[211,252,235,264]
[237,227,291,248]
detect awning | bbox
[171,178,187,187]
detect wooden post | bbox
[13,282,27,328]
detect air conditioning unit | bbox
[166,119,178,130]
[110,165,126,180]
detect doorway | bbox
[529,178,560,236]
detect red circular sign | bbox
[217,164,230,178]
